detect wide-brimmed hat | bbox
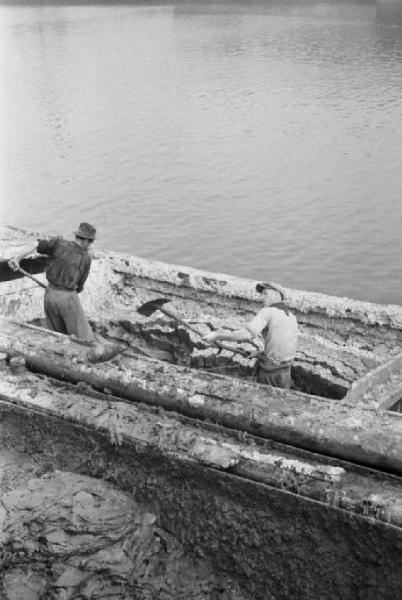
[74,222,96,240]
[255,281,285,301]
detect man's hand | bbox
[8,258,20,271]
[203,332,219,345]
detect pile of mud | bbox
[0,471,248,600]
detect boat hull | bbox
[2,226,402,598]
[1,370,402,600]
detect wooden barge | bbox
[1,226,402,599]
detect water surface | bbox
[1,1,402,302]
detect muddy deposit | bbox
[0,469,248,600]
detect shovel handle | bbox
[159,306,202,336]
[11,320,91,346]
[159,306,250,358]
[214,341,250,358]
[16,265,47,289]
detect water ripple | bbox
[1,1,402,303]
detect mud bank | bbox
[0,469,247,600]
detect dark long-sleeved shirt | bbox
[37,237,91,293]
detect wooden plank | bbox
[345,354,402,412]
[345,354,402,403]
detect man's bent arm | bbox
[205,328,255,344]
[8,246,38,270]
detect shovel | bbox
[136,298,251,358]
[14,264,47,289]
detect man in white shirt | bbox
[204,282,299,389]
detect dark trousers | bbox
[44,287,94,342]
[256,360,292,389]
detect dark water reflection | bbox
[1,1,402,303]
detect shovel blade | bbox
[136,298,170,317]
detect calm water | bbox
[1,1,402,303]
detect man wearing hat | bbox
[8,223,97,342]
[204,282,299,389]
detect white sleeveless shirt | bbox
[247,306,299,364]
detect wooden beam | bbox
[0,317,401,475]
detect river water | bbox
[1,1,401,303]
